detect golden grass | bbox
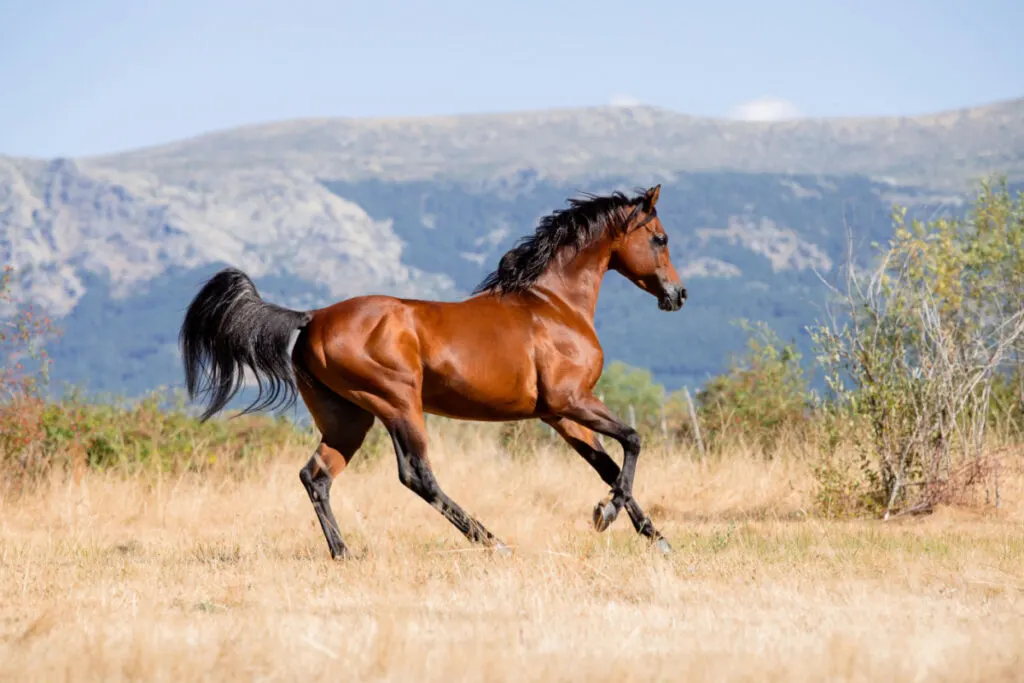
[2,429,1023,682]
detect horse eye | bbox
[651,233,668,248]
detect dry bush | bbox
[809,179,1024,518]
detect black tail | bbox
[179,267,313,422]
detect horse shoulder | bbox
[529,304,604,408]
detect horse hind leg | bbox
[297,378,376,560]
[383,408,511,556]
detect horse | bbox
[179,184,687,559]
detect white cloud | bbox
[609,93,642,107]
[728,96,802,121]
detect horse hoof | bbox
[330,547,355,561]
[654,537,672,556]
[592,498,619,532]
[493,542,513,558]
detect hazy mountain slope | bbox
[2,98,1023,399]
[84,99,1024,191]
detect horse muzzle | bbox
[658,285,687,312]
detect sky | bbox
[1,0,1022,158]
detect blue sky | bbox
[1,0,1022,158]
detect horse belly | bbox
[420,341,538,421]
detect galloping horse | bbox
[179,184,687,558]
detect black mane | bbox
[472,189,646,296]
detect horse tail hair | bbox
[179,267,313,422]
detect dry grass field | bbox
[2,427,1024,682]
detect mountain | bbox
[84,98,1024,189]
[2,98,1023,400]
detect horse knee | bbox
[397,455,440,502]
[624,428,641,455]
[400,470,441,504]
[397,464,418,491]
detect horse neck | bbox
[531,235,615,321]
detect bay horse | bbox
[179,184,686,559]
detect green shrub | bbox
[594,360,667,440]
[1,387,314,488]
[690,320,813,454]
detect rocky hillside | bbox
[0,156,455,317]
[1,98,1022,399]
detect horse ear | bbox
[644,184,661,210]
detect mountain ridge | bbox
[0,95,1007,191]
[75,94,1024,157]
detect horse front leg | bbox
[548,399,671,555]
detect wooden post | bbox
[627,403,636,430]
[683,386,705,461]
[659,400,668,443]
